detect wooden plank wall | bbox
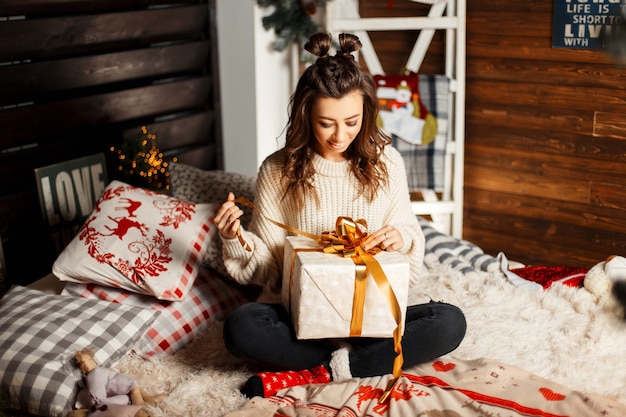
[464,0,626,267]
[0,0,222,289]
[360,0,626,268]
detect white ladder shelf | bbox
[325,0,466,238]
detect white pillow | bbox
[53,180,217,301]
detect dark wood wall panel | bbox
[0,0,198,16]
[359,0,626,267]
[0,78,211,145]
[0,6,207,60]
[0,42,210,102]
[0,0,222,289]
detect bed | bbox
[4,1,625,414]
[1,162,626,417]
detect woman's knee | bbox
[433,302,467,348]
[224,303,264,353]
[405,301,467,349]
[223,303,289,356]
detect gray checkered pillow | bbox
[0,285,158,417]
[169,163,256,277]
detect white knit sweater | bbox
[220,145,425,303]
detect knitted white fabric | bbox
[221,146,425,303]
[329,347,353,382]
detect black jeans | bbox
[223,301,467,377]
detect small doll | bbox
[67,348,165,417]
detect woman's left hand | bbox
[363,226,402,252]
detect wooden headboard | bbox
[0,0,222,290]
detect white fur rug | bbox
[114,262,626,417]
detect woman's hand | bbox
[363,225,402,252]
[214,192,244,239]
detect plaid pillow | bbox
[0,285,158,417]
[62,266,248,359]
[52,180,218,301]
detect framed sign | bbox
[35,153,108,254]
[552,0,626,50]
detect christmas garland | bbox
[256,0,331,52]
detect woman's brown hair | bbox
[280,32,391,210]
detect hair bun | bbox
[304,33,332,58]
[338,33,362,58]
[304,33,363,60]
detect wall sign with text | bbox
[553,0,626,49]
[35,153,108,254]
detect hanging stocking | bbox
[374,71,438,145]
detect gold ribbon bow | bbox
[233,197,403,403]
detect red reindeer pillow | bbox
[53,180,217,301]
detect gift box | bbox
[282,236,410,340]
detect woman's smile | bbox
[327,141,347,149]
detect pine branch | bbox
[256,0,331,52]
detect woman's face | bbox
[311,90,363,161]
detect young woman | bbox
[214,32,466,398]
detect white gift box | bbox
[282,236,410,340]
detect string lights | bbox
[111,126,175,191]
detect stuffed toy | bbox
[583,255,626,318]
[67,348,166,417]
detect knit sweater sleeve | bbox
[382,147,425,290]
[219,153,287,300]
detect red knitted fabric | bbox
[510,265,589,289]
[256,364,332,397]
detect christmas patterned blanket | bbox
[225,357,626,417]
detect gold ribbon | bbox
[233,197,404,403]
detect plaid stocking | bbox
[241,363,332,398]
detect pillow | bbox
[169,162,256,225]
[52,180,218,301]
[418,216,500,276]
[62,266,249,359]
[169,163,256,277]
[0,285,158,417]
